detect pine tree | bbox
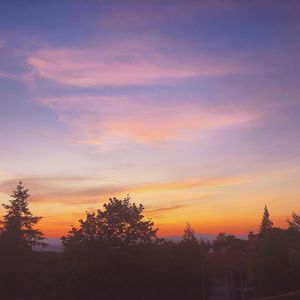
[0,182,46,253]
[287,212,300,230]
[259,205,273,234]
[183,222,198,243]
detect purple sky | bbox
[0,1,300,237]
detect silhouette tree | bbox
[180,223,210,300]
[0,182,46,299]
[251,229,293,297]
[62,195,158,249]
[259,205,273,235]
[0,182,45,253]
[213,232,247,252]
[182,222,198,244]
[287,212,300,230]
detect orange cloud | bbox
[0,174,247,205]
[131,176,248,193]
[0,174,259,238]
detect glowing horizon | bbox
[0,1,300,238]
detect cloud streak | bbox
[27,36,244,87]
[132,176,248,193]
[145,204,188,217]
[39,95,259,144]
[0,174,247,205]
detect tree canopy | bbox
[212,232,247,252]
[251,228,300,297]
[62,195,158,249]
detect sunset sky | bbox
[0,1,300,237]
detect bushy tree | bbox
[60,203,211,299]
[0,182,45,253]
[213,232,247,252]
[62,195,158,249]
[250,229,300,297]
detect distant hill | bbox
[41,234,248,252]
[43,238,63,252]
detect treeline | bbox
[0,183,210,299]
[1,182,300,299]
[251,206,300,297]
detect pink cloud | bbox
[27,37,243,87]
[39,95,259,144]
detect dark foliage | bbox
[0,190,210,299]
[183,222,198,244]
[50,240,210,300]
[0,182,47,298]
[212,232,248,252]
[259,205,273,235]
[251,228,300,297]
[2,185,300,300]
[62,195,158,250]
[287,212,300,231]
[0,182,46,253]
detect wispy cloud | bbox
[0,176,126,205]
[145,204,188,217]
[0,174,248,206]
[27,35,244,87]
[0,176,94,195]
[132,176,248,193]
[39,95,259,144]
